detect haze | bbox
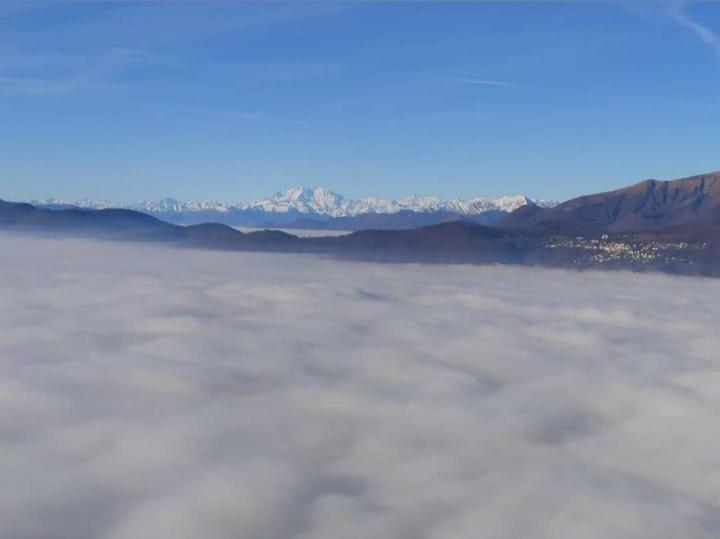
[2,233,720,539]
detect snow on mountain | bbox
[242,187,555,216]
[34,198,120,210]
[34,186,557,218]
[135,197,233,213]
[246,187,351,216]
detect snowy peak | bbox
[35,197,119,210]
[34,186,557,218]
[135,197,186,213]
[138,197,234,213]
[446,195,527,215]
[247,186,349,216]
[242,187,553,217]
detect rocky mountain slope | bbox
[501,172,720,234]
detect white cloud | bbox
[668,2,720,58]
[1,233,720,539]
[455,77,521,88]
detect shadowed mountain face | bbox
[286,210,464,231]
[313,209,510,231]
[0,200,304,248]
[0,201,175,236]
[501,172,720,234]
[313,221,534,264]
[38,204,516,231]
[0,199,535,263]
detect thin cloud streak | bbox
[668,1,720,58]
[455,77,523,88]
[0,48,143,96]
[0,75,121,96]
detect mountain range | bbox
[5,171,720,276]
[34,187,556,230]
[501,172,720,236]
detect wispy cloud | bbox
[0,48,138,97]
[0,74,121,96]
[0,2,343,98]
[668,1,720,58]
[0,75,76,96]
[455,77,522,88]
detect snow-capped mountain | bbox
[246,187,350,216]
[37,198,120,210]
[34,186,557,229]
[245,187,554,216]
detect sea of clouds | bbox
[1,232,720,539]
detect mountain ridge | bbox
[500,171,720,234]
[6,170,720,276]
[34,186,557,223]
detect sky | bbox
[3,233,720,539]
[2,1,720,203]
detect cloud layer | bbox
[1,233,720,539]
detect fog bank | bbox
[1,233,719,539]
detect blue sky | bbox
[2,1,720,203]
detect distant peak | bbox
[32,187,556,218]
